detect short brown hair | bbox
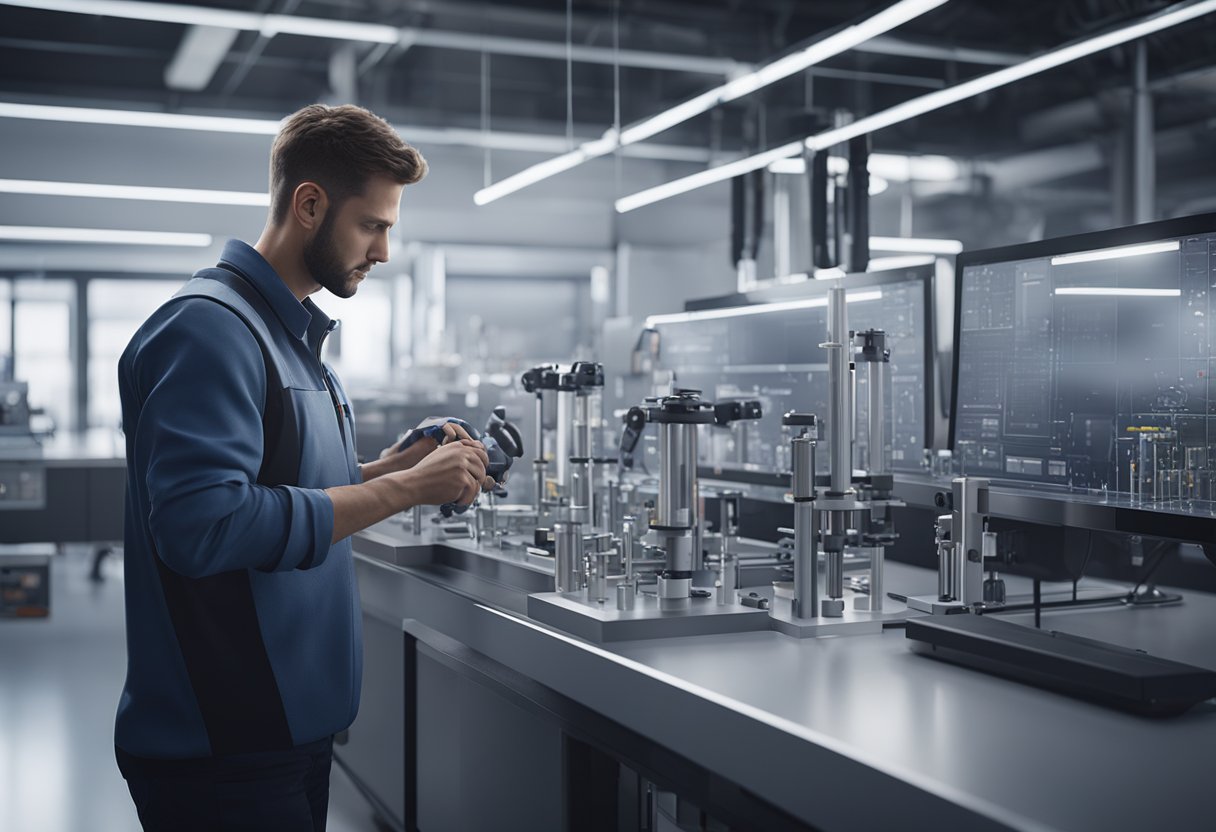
[269,104,427,223]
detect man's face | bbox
[303,174,404,299]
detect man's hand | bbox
[365,420,480,482]
[404,439,494,506]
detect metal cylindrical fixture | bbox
[936,514,954,601]
[864,353,889,475]
[656,422,698,530]
[569,464,592,525]
[617,582,635,611]
[571,392,591,460]
[791,434,818,619]
[825,285,852,493]
[554,521,582,593]
[953,478,989,606]
[533,393,546,513]
[868,545,885,612]
[411,504,422,536]
[621,517,636,582]
[555,389,574,491]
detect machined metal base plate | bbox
[767,593,914,638]
[905,594,971,615]
[527,590,771,643]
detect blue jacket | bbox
[115,239,363,759]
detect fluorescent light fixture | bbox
[870,236,963,255]
[1053,287,1181,297]
[645,289,883,327]
[615,141,804,213]
[768,152,960,182]
[1050,240,1180,265]
[0,101,281,134]
[0,1,400,43]
[0,225,212,246]
[867,254,937,271]
[806,0,1216,152]
[619,0,1216,212]
[164,25,241,92]
[475,0,946,206]
[0,178,270,206]
[472,134,618,206]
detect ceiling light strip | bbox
[616,0,1216,213]
[474,0,946,206]
[0,225,213,246]
[0,178,270,206]
[869,236,963,254]
[1053,287,1181,297]
[645,290,884,327]
[0,101,282,134]
[1050,240,1180,265]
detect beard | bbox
[302,212,369,299]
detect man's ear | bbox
[291,181,328,230]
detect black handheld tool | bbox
[439,408,524,517]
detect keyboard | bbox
[905,614,1216,716]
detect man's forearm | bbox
[326,470,417,543]
[358,455,397,482]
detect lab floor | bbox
[0,546,382,832]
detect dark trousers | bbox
[116,736,333,832]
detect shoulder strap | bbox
[172,267,297,486]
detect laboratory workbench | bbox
[342,518,1216,832]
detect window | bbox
[87,280,176,428]
[316,278,392,389]
[12,280,74,430]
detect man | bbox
[114,104,489,831]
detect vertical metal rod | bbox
[867,360,887,475]
[556,389,573,494]
[826,285,851,493]
[868,545,884,612]
[554,521,582,593]
[792,434,817,619]
[534,393,546,513]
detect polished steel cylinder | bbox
[936,514,954,601]
[616,582,635,611]
[621,516,636,581]
[716,552,737,606]
[826,544,844,600]
[656,422,698,530]
[569,465,592,525]
[411,504,422,536]
[866,359,888,475]
[555,389,574,491]
[868,545,885,612]
[533,394,546,512]
[661,531,694,574]
[826,286,852,493]
[571,392,591,460]
[791,435,817,619]
[554,521,583,593]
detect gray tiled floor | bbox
[0,546,380,832]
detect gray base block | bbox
[767,593,914,638]
[527,590,772,642]
[906,594,970,615]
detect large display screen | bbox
[952,214,1216,502]
[646,268,934,478]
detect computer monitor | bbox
[645,266,936,481]
[951,212,1216,502]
